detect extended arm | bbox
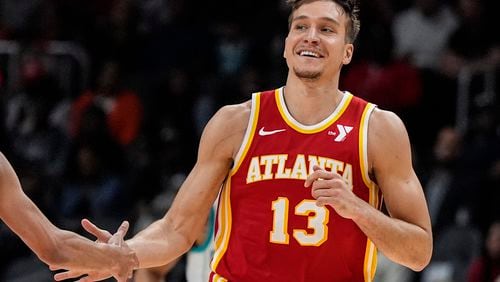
[353,109,432,271]
[0,152,137,279]
[306,109,432,271]
[126,103,249,269]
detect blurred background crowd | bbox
[0,0,499,281]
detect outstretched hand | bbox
[52,220,138,282]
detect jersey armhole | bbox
[359,103,377,189]
[229,92,260,174]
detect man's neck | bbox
[282,77,344,125]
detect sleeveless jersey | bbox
[210,87,382,282]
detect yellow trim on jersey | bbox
[211,180,233,273]
[211,92,260,277]
[275,87,353,134]
[364,239,378,282]
[231,92,260,174]
[211,273,228,282]
[360,103,379,281]
[363,185,379,282]
[359,103,377,189]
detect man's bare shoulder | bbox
[207,100,251,134]
[367,108,412,173]
[369,108,407,136]
[201,100,252,159]
[216,100,251,121]
[219,101,252,127]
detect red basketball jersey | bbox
[210,87,382,282]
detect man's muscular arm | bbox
[306,109,432,271]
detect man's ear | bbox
[283,37,288,59]
[342,43,354,65]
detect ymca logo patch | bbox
[328,124,353,142]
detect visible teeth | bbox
[300,51,320,57]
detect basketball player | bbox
[0,151,137,281]
[55,0,432,281]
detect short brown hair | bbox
[286,0,360,43]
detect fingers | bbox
[306,165,351,209]
[108,221,129,247]
[315,196,331,207]
[83,272,113,281]
[81,218,112,242]
[54,270,84,281]
[311,183,341,207]
[54,269,114,281]
[304,165,342,187]
[311,187,335,200]
[115,221,130,240]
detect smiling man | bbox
[55,1,432,281]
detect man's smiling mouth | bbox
[298,50,323,58]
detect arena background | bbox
[0,0,499,281]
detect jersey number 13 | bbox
[270,197,329,246]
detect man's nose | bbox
[304,28,319,43]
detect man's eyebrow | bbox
[292,15,341,26]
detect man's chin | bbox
[294,68,322,80]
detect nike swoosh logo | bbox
[259,127,286,136]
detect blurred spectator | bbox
[60,104,128,232]
[70,60,143,147]
[423,207,481,282]
[3,52,66,176]
[90,0,140,73]
[460,104,500,233]
[423,126,462,235]
[467,221,500,282]
[392,0,460,150]
[419,127,482,282]
[342,24,422,116]
[392,0,458,70]
[144,67,198,173]
[214,22,249,77]
[440,0,500,78]
[342,23,425,156]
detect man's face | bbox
[284,0,353,81]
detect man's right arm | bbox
[126,102,250,269]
